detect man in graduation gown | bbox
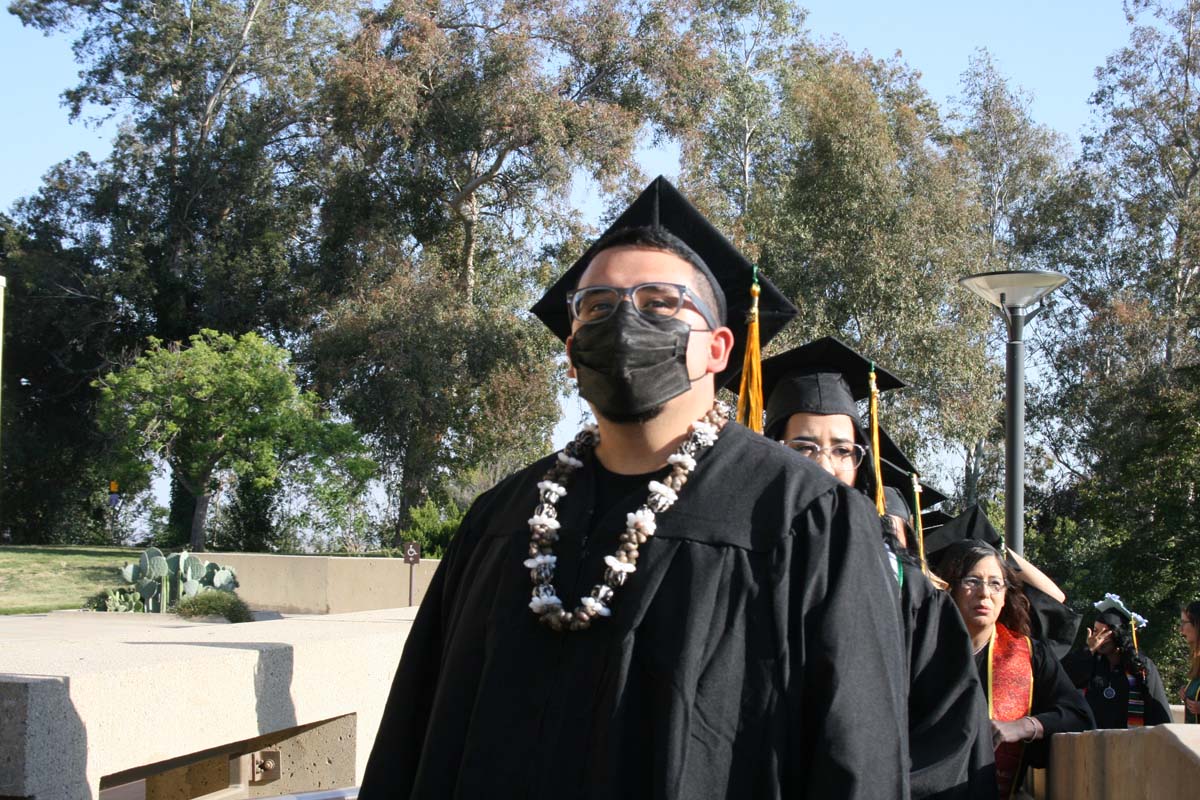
[358,178,911,799]
[760,338,995,800]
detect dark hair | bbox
[1185,600,1200,680]
[588,226,725,326]
[1108,623,1147,678]
[936,540,1031,637]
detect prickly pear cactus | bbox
[107,546,244,614]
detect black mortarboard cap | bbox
[531,176,797,388]
[920,508,954,531]
[883,485,911,520]
[876,427,949,507]
[761,337,905,437]
[879,457,949,509]
[922,504,1002,561]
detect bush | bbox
[399,499,464,558]
[175,591,253,623]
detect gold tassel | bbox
[869,364,885,515]
[736,269,763,433]
[910,472,930,577]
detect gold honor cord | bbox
[910,471,929,576]
[735,267,763,433]
[868,363,885,515]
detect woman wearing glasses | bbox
[1181,601,1200,723]
[760,338,996,799]
[938,540,1093,799]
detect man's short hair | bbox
[584,226,726,326]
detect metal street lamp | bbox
[959,269,1069,555]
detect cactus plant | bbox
[111,547,242,613]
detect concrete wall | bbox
[0,608,414,800]
[1047,724,1200,799]
[209,554,439,615]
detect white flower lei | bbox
[526,401,730,632]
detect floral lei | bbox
[525,402,730,632]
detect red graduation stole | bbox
[988,624,1034,800]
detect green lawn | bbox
[0,545,140,614]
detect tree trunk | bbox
[168,477,197,547]
[460,200,477,304]
[963,438,985,507]
[190,492,212,552]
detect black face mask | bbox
[569,303,697,422]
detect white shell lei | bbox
[527,402,730,632]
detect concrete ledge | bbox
[0,608,415,800]
[207,553,439,615]
[1048,724,1200,799]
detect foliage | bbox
[689,40,997,493]
[87,587,145,613]
[0,207,146,544]
[310,270,559,540]
[175,590,254,623]
[399,498,464,559]
[209,479,287,553]
[7,0,367,541]
[95,330,375,550]
[309,0,726,536]
[678,0,804,244]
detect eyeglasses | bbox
[566,283,719,329]
[785,440,867,468]
[959,577,1008,595]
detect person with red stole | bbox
[937,540,1093,799]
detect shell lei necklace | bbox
[525,401,730,632]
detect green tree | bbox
[96,329,374,551]
[310,270,560,541]
[678,0,804,246]
[709,45,997,494]
[9,0,365,539]
[310,0,723,531]
[320,0,715,302]
[951,49,1069,506]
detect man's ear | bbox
[566,335,577,379]
[705,326,735,375]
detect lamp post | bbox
[959,270,1069,555]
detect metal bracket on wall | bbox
[250,749,281,785]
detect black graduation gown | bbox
[1021,583,1082,662]
[359,423,911,799]
[899,566,996,799]
[1061,650,1173,728]
[973,638,1094,770]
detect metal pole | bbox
[1005,308,1026,555]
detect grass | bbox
[0,545,140,615]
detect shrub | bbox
[175,591,253,623]
[400,499,464,558]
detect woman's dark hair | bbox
[1108,623,1147,679]
[936,540,1031,637]
[1185,600,1200,680]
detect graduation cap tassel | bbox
[736,268,764,433]
[910,472,930,576]
[868,364,886,515]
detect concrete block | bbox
[0,608,415,799]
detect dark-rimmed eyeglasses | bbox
[784,440,867,468]
[566,283,719,329]
[958,577,1008,595]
